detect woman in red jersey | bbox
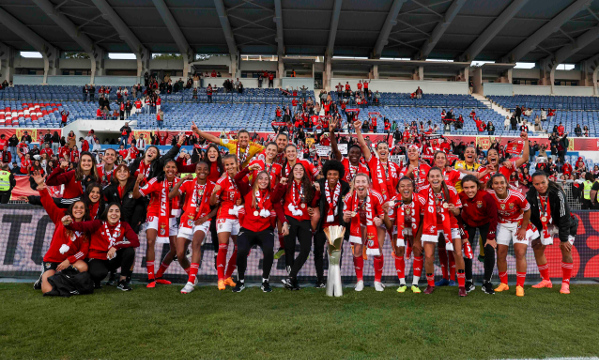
[46,151,99,207]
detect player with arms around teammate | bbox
[527,172,578,294]
[488,173,538,297]
[191,123,263,168]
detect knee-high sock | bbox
[426,273,435,287]
[373,254,384,282]
[499,271,508,285]
[561,261,573,285]
[538,262,550,281]
[146,261,155,281]
[516,271,526,287]
[353,255,364,281]
[448,252,456,281]
[457,269,466,288]
[438,248,448,279]
[393,253,405,283]
[187,263,200,284]
[216,243,228,280]
[413,256,423,285]
[156,261,170,278]
[225,245,238,279]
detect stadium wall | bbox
[330,78,469,94]
[0,205,596,283]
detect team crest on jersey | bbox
[500,204,505,210]
[509,203,514,209]
[188,220,194,227]
[476,201,483,208]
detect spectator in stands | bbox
[10,161,19,175]
[583,125,590,137]
[21,131,32,144]
[82,85,88,102]
[415,86,423,99]
[207,84,213,103]
[0,163,15,203]
[61,110,69,128]
[120,123,132,147]
[514,105,522,123]
[504,116,510,130]
[510,115,517,130]
[575,124,582,137]
[157,109,164,129]
[557,122,565,137]
[487,121,495,135]
[540,108,547,122]
[520,123,529,133]
[547,108,556,122]
[534,116,541,131]
[268,72,274,87]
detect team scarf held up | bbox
[158,178,178,242]
[371,157,396,201]
[347,190,380,256]
[422,187,453,250]
[325,180,341,222]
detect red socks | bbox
[426,273,435,287]
[457,270,465,288]
[516,271,526,287]
[146,261,155,281]
[353,255,364,281]
[217,243,228,280]
[413,256,423,278]
[438,248,448,279]
[538,263,550,281]
[373,255,384,282]
[561,261,573,285]
[155,261,169,278]
[448,253,456,281]
[225,245,238,279]
[393,253,405,281]
[187,263,200,284]
[184,266,190,275]
[499,271,508,285]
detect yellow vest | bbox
[454,161,481,192]
[0,170,10,191]
[583,180,593,200]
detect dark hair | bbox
[288,163,314,204]
[238,130,250,137]
[461,175,480,190]
[488,173,508,191]
[398,176,415,192]
[222,154,237,165]
[205,143,223,174]
[66,200,90,222]
[322,160,345,180]
[101,203,122,222]
[584,172,594,182]
[75,152,99,182]
[275,132,288,140]
[427,166,450,199]
[348,144,362,153]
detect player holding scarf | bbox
[399,145,430,192]
[343,173,386,292]
[418,167,467,296]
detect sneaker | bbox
[532,279,553,289]
[218,279,226,290]
[494,283,509,292]
[285,265,291,275]
[465,281,475,293]
[559,283,570,294]
[315,280,326,289]
[146,280,156,289]
[435,278,450,287]
[482,282,495,295]
[281,278,292,289]
[355,280,364,292]
[117,280,132,291]
[448,280,457,286]
[516,285,525,297]
[33,277,42,290]
[274,248,285,260]
[374,281,385,292]
[291,278,300,290]
[423,285,435,294]
[224,277,236,287]
[458,287,467,297]
[261,281,272,293]
[410,285,422,293]
[155,277,172,285]
[232,282,245,293]
[106,272,118,286]
[396,285,407,293]
[181,282,195,294]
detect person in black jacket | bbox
[527,172,578,295]
[312,160,350,288]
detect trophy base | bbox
[326,250,342,297]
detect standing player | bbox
[256,132,288,165]
[192,123,263,168]
[342,173,386,291]
[527,172,578,294]
[97,148,117,186]
[248,142,283,187]
[478,132,529,187]
[454,145,484,192]
[399,145,430,192]
[329,119,368,183]
[459,175,498,294]
[281,144,319,179]
[133,160,181,288]
[383,177,425,293]
[210,155,243,290]
[419,167,467,296]
[488,173,538,297]
[168,162,216,294]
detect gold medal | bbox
[442,203,449,209]
[300,203,306,209]
[253,210,259,216]
[351,211,357,217]
[541,216,547,222]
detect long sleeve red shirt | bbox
[66,220,139,260]
[458,191,498,239]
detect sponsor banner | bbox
[2,205,597,282]
[389,155,405,166]
[0,129,61,143]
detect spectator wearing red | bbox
[80,138,89,152]
[557,122,565,136]
[61,110,69,128]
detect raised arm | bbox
[233,166,251,197]
[46,160,73,187]
[514,132,530,168]
[191,121,221,145]
[353,120,372,161]
[329,118,342,161]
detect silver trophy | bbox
[325,225,345,297]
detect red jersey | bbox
[478,159,517,184]
[399,162,431,192]
[343,189,384,225]
[249,158,282,187]
[418,184,461,227]
[96,164,115,186]
[214,175,241,220]
[283,159,318,180]
[341,158,369,183]
[388,193,426,235]
[459,190,498,231]
[178,179,215,219]
[139,177,182,218]
[46,167,82,199]
[40,148,53,158]
[0,138,7,151]
[443,168,461,188]
[487,189,530,224]
[67,220,139,261]
[367,155,400,201]
[119,149,128,158]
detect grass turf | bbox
[0,283,597,360]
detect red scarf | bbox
[422,187,453,250]
[325,180,341,223]
[89,202,100,220]
[157,179,173,242]
[538,194,551,239]
[372,158,396,201]
[104,221,122,255]
[347,190,379,256]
